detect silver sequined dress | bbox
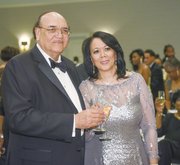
[80,72,159,165]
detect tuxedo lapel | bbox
[38,63,71,100]
[31,46,71,101]
[65,61,85,110]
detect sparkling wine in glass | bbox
[90,98,106,134]
[99,105,112,141]
[158,91,165,106]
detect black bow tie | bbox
[49,58,67,73]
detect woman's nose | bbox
[100,50,107,57]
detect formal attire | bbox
[149,62,164,102]
[1,45,85,165]
[157,113,180,165]
[80,72,158,165]
[76,63,89,81]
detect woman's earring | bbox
[177,69,180,76]
[114,60,117,65]
[92,65,95,74]
[140,58,143,63]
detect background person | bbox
[163,57,180,110]
[0,46,19,164]
[144,49,164,102]
[162,44,176,64]
[156,89,180,165]
[129,48,151,85]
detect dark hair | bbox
[73,56,79,62]
[82,31,126,80]
[172,89,180,105]
[144,49,156,57]
[1,46,20,61]
[129,49,144,71]
[163,44,174,54]
[155,54,160,59]
[163,57,180,69]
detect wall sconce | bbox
[21,41,27,46]
[18,34,31,52]
[20,41,28,52]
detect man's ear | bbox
[35,27,40,41]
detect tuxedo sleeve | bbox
[1,58,74,142]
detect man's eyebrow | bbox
[48,25,56,28]
[48,25,69,29]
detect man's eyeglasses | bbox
[38,26,70,36]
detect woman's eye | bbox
[104,47,111,51]
[93,50,99,54]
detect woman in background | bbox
[80,31,159,165]
[163,58,180,110]
[156,89,180,165]
[129,49,151,85]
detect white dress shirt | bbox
[37,44,83,137]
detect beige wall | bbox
[0,0,180,69]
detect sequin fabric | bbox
[80,72,159,165]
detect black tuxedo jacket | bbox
[150,62,164,101]
[2,45,85,165]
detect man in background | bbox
[0,46,19,164]
[144,49,164,102]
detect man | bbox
[144,49,164,102]
[1,11,104,165]
[162,44,176,64]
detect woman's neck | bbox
[98,70,117,84]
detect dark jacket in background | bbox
[150,62,164,101]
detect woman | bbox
[129,49,151,85]
[80,31,159,165]
[156,89,180,165]
[163,57,180,110]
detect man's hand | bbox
[75,107,105,129]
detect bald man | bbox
[1,11,104,165]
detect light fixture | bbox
[18,34,31,52]
[21,41,27,46]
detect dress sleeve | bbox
[79,80,91,108]
[138,75,159,160]
[79,80,96,141]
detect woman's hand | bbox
[155,97,165,114]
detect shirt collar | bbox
[149,62,155,68]
[36,43,62,67]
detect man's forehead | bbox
[41,12,66,24]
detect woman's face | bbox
[131,53,141,65]
[90,38,117,73]
[165,66,179,80]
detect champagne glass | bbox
[157,90,165,106]
[90,98,111,135]
[92,105,106,134]
[89,98,106,134]
[99,105,112,141]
